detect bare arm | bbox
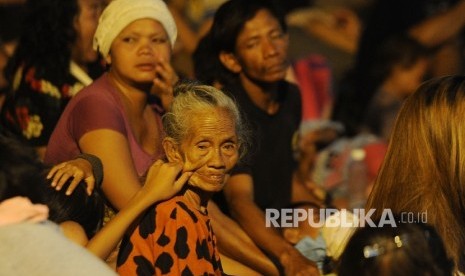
[207,201,279,276]
[409,0,465,47]
[223,174,320,276]
[86,160,191,260]
[78,129,143,210]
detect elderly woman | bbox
[117,82,246,275]
[44,0,178,213]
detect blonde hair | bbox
[367,75,465,271]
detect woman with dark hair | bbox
[43,0,181,266]
[0,0,106,159]
[338,221,453,275]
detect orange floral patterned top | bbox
[117,195,223,276]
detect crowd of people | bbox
[1,0,465,275]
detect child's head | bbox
[338,221,453,275]
[43,175,104,238]
[0,133,104,238]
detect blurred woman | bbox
[367,75,465,272]
[1,0,106,158]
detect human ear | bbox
[163,138,182,163]
[219,51,242,73]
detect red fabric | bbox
[363,142,388,182]
[292,55,332,121]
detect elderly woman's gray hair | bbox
[162,82,248,158]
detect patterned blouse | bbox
[1,62,98,147]
[117,195,223,276]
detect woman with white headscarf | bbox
[45,0,179,214]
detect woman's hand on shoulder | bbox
[141,160,192,204]
[47,158,95,196]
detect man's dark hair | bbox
[210,0,287,54]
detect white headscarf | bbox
[93,0,177,57]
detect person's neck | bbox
[108,71,150,116]
[183,187,211,214]
[239,74,281,115]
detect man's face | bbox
[233,9,289,83]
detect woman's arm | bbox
[224,174,320,276]
[86,160,191,260]
[78,129,144,210]
[208,201,279,275]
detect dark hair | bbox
[0,133,104,238]
[332,34,430,137]
[338,221,453,275]
[5,0,79,87]
[211,0,286,53]
[0,4,26,43]
[200,0,286,86]
[0,133,44,203]
[43,175,104,238]
[193,33,225,86]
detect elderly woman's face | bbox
[177,107,239,193]
[107,18,171,85]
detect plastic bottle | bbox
[347,148,368,209]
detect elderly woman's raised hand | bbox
[141,160,192,204]
[151,57,179,111]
